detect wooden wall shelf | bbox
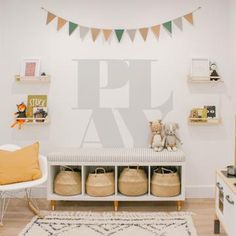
[15,75,51,83]
[15,117,50,125]
[188,76,223,84]
[188,118,221,125]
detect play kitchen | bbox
[214,166,236,235]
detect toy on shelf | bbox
[11,102,27,129]
[210,62,220,81]
[164,123,182,152]
[149,120,166,152]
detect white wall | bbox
[0,0,234,198]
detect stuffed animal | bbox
[164,122,182,151]
[11,102,27,129]
[149,120,165,152]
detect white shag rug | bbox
[19,211,198,236]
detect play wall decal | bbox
[74,60,173,148]
[42,7,201,42]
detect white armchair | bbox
[0,144,48,226]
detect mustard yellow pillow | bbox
[0,142,42,185]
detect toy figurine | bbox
[210,63,220,81]
[11,102,27,129]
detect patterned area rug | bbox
[19,211,198,236]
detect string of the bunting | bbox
[42,7,201,42]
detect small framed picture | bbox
[191,58,210,78]
[204,105,216,119]
[21,58,40,77]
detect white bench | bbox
[47,148,186,211]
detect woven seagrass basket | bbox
[54,167,81,196]
[151,167,180,197]
[86,168,115,197]
[118,166,148,196]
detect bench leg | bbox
[214,215,220,234]
[114,201,119,212]
[51,200,56,211]
[177,201,183,211]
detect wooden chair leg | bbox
[114,201,119,212]
[177,201,184,211]
[51,200,56,211]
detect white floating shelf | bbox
[14,117,50,125]
[188,118,221,125]
[188,76,223,84]
[15,75,51,83]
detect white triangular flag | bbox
[127,29,136,42]
[173,17,183,30]
[80,26,89,39]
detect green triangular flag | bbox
[69,22,78,36]
[163,21,172,34]
[115,29,124,42]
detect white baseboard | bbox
[31,185,215,199]
[186,185,215,198]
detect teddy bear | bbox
[149,120,165,152]
[164,122,182,151]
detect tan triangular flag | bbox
[151,25,160,39]
[139,28,149,41]
[46,12,56,25]
[91,28,100,41]
[184,13,193,25]
[57,17,67,31]
[127,29,136,42]
[103,29,112,41]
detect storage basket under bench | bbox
[47,148,186,211]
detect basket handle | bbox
[161,167,174,174]
[60,166,74,172]
[95,167,106,174]
[127,165,139,170]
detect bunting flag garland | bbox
[151,25,160,39]
[69,22,78,36]
[42,6,201,42]
[184,13,194,25]
[173,17,183,31]
[80,26,89,39]
[46,12,56,25]
[139,28,149,41]
[57,17,67,31]
[127,29,137,42]
[91,28,100,41]
[103,29,113,41]
[115,29,124,42]
[163,21,172,35]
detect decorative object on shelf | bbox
[151,167,180,197]
[204,105,216,119]
[149,120,165,152]
[41,72,46,76]
[21,58,40,77]
[26,95,48,121]
[41,7,201,42]
[190,108,208,121]
[86,168,115,197]
[209,62,220,81]
[54,166,81,196]
[11,102,27,129]
[118,166,148,196]
[188,106,220,125]
[164,123,182,152]
[33,107,48,123]
[190,58,210,80]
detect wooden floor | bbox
[0,198,226,236]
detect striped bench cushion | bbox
[47,148,185,163]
